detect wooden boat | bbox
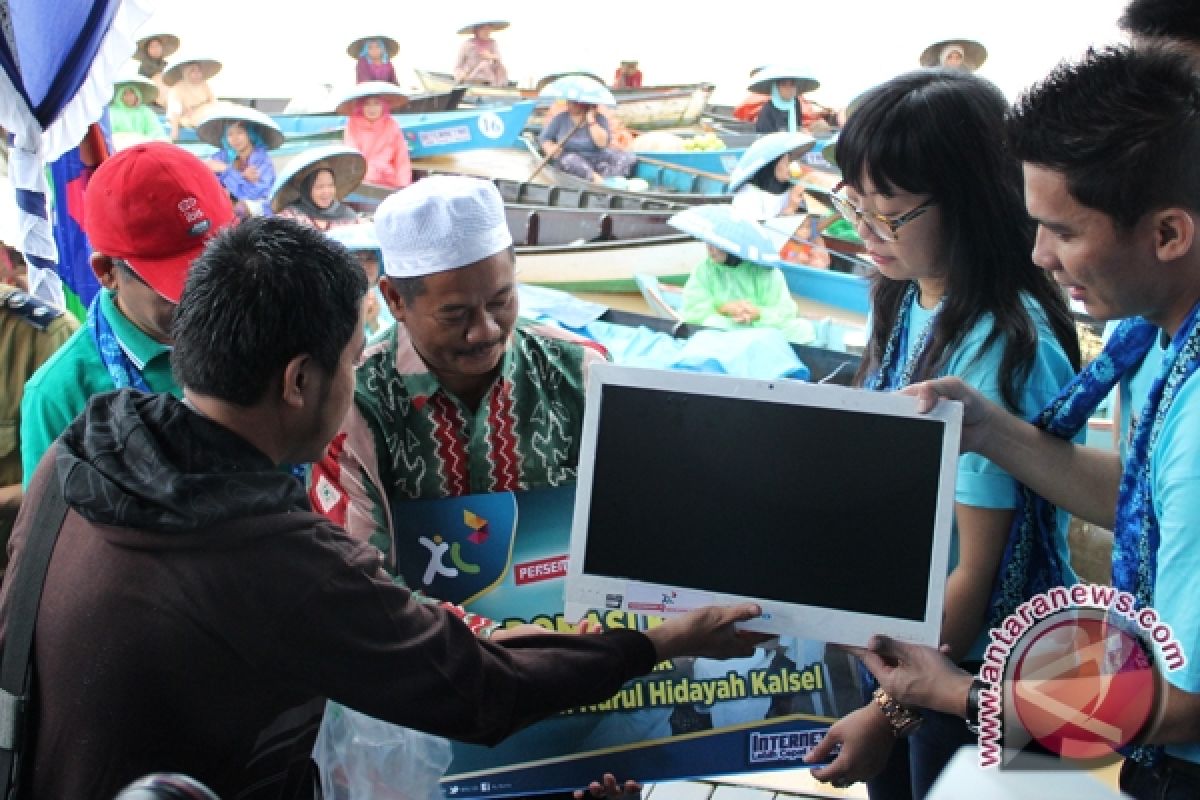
[518,136,731,205]
[524,127,843,203]
[516,236,701,292]
[632,131,841,179]
[415,69,716,131]
[414,68,533,101]
[349,175,696,292]
[350,161,868,293]
[353,183,684,249]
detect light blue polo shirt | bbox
[905,295,1080,659]
[1120,337,1200,765]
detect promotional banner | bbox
[391,486,863,798]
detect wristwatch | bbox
[872,688,923,737]
[965,678,988,735]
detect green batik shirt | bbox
[310,321,604,582]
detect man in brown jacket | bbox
[0,213,761,800]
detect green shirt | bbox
[108,103,167,139]
[108,83,167,140]
[681,256,815,343]
[20,289,178,485]
[309,322,604,573]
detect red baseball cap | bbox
[84,142,235,303]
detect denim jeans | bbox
[866,708,977,800]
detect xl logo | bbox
[418,510,488,585]
[394,492,519,606]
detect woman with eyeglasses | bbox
[806,69,1081,798]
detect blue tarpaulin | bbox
[519,285,811,381]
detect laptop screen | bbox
[566,364,961,646]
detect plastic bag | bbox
[312,701,453,800]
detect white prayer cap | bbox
[375,176,514,279]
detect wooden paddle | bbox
[633,154,730,185]
[527,114,589,182]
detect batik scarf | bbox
[863,281,943,391]
[87,293,151,392]
[993,303,1200,766]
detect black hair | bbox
[386,276,427,304]
[171,216,367,406]
[749,157,791,194]
[1119,0,1200,47]
[1007,45,1200,230]
[839,68,1081,412]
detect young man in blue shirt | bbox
[840,45,1200,800]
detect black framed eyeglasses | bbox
[829,181,936,243]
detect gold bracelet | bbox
[872,687,923,738]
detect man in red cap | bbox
[19,142,235,482]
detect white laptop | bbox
[564,363,962,647]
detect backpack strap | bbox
[0,475,68,796]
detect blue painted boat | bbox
[398,101,536,158]
[636,142,748,176]
[777,260,869,316]
[630,158,731,196]
[519,136,730,204]
[173,101,536,161]
[168,88,466,144]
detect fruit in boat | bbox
[681,132,726,151]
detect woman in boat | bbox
[454,20,509,86]
[339,83,412,190]
[670,205,815,344]
[199,107,282,217]
[538,101,636,183]
[612,60,643,89]
[350,36,399,85]
[133,33,178,105]
[163,56,220,141]
[272,146,366,232]
[750,66,820,134]
[918,38,988,71]
[727,131,815,220]
[107,74,167,141]
[810,68,1080,798]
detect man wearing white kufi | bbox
[310,176,606,612]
